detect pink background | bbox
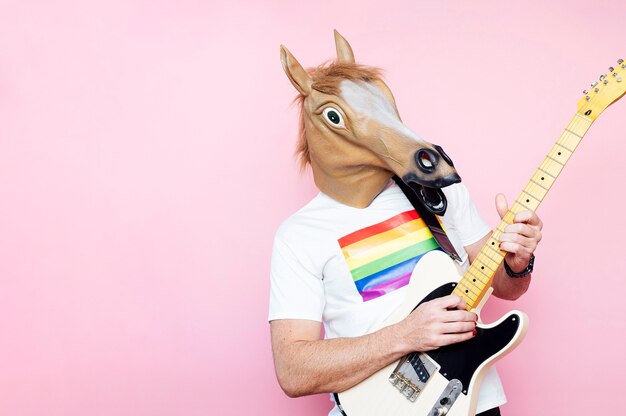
[1,1,624,415]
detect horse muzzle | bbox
[401,145,461,215]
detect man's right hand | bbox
[270,294,477,396]
[392,294,477,353]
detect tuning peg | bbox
[609,67,615,72]
[583,89,589,94]
[618,58,624,64]
[600,74,607,81]
[604,79,609,85]
[590,81,598,87]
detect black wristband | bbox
[504,254,535,278]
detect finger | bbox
[513,210,542,228]
[499,241,534,258]
[499,231,536,249]
[436,331,476,347]
[442,321,477,334]
[432,294,465,310]
[495,193,508,219]
[503,223,542,240]
[442,310,478,323]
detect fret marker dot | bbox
[558,152,562,155]
[541,177,545,180]
[481,266,484,270]
[491,242,495,245]
[526,199,530,203]
[465,290,468,293]
[473,279,476,282]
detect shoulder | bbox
[272,192,346,260]
[440,182,472,218]
[440,182,491,246]
[275,193,327,241]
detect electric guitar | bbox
[336,60,626,416]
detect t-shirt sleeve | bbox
[448,183,492,246]
[268,230,325,322]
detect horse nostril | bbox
[433,144,454,167]
[415,149,438,173]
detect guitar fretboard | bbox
[452,113,593,310]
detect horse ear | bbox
[280,45,312,96]
[334,30,355,64]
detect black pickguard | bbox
[415,282,521,393]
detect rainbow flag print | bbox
[338,210,441,302]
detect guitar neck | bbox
[453,113,594,310]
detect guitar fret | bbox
[538,161,561,177]
[555,141,575,152]
[457,281,478,300]
[454,285,477,301]
[466,267,487,284]
[525,183,547,200]
[512,200,530,212]
[470,265,491,281]
[476,254,498,271]
[537,167,556,179]
[520,190,539,205]
[550,144,573,160]
[482,247,502,261]
[564,128,582,138]
[522,187,545,201]
[574,113,592,122]
[531,170,556,189]
[530,179,549,191]
[476,257,497,273]
[485,242,504,257]
[478,254,498,271]
[466,278,486,290]
[546,154,564,165]
[558,134,582,151]
[548,143,573,159]
[460,281,481,298]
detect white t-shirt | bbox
[269,181,506,414]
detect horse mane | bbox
[295,62,383,170]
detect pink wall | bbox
[1,1,624,415]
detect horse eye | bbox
[323,107,344,127]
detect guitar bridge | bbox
[388,353,438,402]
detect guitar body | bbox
[337,251,528,416]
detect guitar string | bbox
[452,112,592,311]
[407,75,613,372]
[426,112,593,368]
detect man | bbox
[269,31,542,416]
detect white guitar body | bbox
[337,251,529,416]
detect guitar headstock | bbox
[577,59,626,120]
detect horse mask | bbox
[280,30,460,215]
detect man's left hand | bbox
[495,193,543,273]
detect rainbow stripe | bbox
[338,210,440,302]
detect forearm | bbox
[272,322,406,397]
[271,295,477,398]
[491,262,531,300]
